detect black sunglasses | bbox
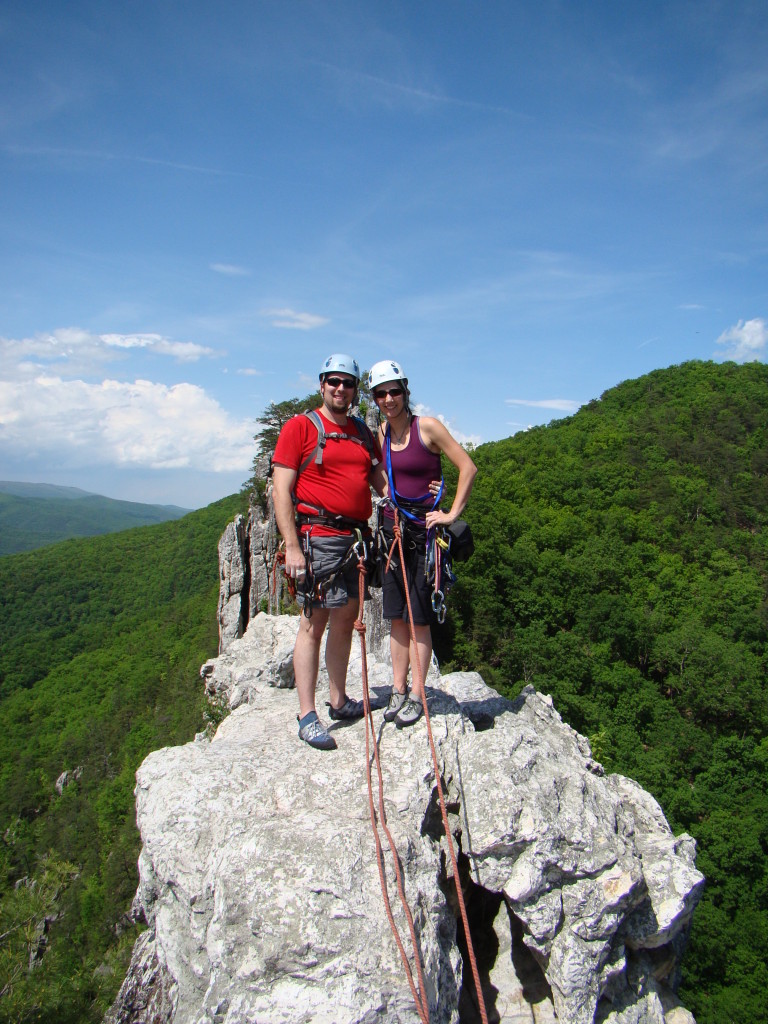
[373,387,404,399]
[324,376,356,388]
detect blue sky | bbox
[1,0,766,509]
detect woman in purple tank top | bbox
[369,359,477,728]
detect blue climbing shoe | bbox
[298,715,337,750]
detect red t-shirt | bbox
[273,410,381,535]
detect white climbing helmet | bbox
[319,353,360,382]
[368,359,407,391]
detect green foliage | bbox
[0,484,189,556]
[2,359,767,1023]
[439,360,768,1024]
[244,392,320,496]
[0,492,246,1021]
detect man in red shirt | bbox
[272,354,386,749]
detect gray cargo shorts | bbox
[298,533,370,611]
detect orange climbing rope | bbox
[354,561,430,1023]
[355,512,490,1024]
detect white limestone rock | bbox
[108,614,703,1024]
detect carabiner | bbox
[351,527,368,563]
[432,589,446,624]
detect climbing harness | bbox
[382,426,456,624]
[354,521,489,1024]
[296,526,372,618]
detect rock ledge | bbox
[106,613,703,1024]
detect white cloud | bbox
[505,398,582,413]
[0,374,254,472]
[1,328,215,379]
[236,367,264,377]
[210,263,251,276]
[261,308,330,330]
[715,318,767,362]
[411,403,482,448]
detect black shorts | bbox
[381,519,436,627]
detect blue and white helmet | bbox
[368,359,407,391]
[319,353,360,382]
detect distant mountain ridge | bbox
[0,481,191,555]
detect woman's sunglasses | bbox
[373,387,404,399]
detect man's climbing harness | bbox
[353,523,489,1024]
[293,526,373,618]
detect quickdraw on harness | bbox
[352,528,490,1024]
[298,525,371,616]
[383,425,454,623]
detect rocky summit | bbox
[106,613,703,1024]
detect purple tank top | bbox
[388,416,442,502]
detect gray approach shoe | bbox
[298,716,337,750]
[384,688,409,722]
[395,696,424,729]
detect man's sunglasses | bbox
[373,387,404,399]
[324,376,357,388]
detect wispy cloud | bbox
[314,61,528,119]
[101,333,215,362]
[5,144,251,178]
[210,263,251,276]
[1,328,215,378]
[715,318,767,362]
[399,251,632,325]
[649,70,768,172]
[261,308,330,330]
[505,398,583,413]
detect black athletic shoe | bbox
[326,697,365,721]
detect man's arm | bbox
[272,465,306,576]
[369,459,388,498]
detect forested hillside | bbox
[0,360,765,1024]
[0,482,190,555]
[0,493,246,1022]
[438,359,768,1024]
